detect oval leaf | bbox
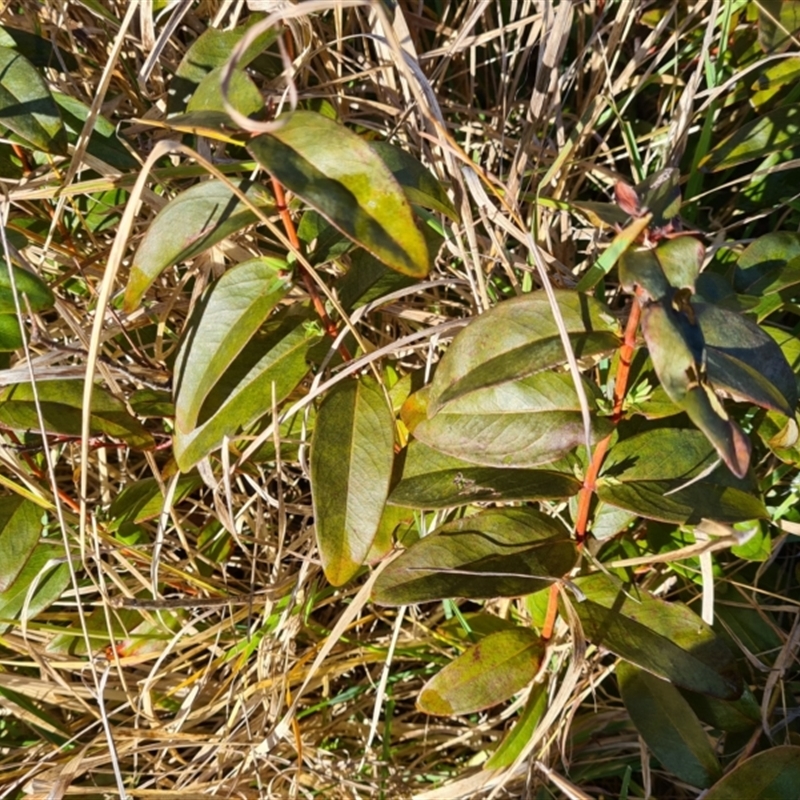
[571,573,743,699]
[597,427,766,524]
[372,507,577,605]
[0,262,54,313]
[418,628,545,715]
[388,440,581,509]
[123,179,275,311]
[0,380,153,450]
[0,543,71,634]
[248,110,430,278]
[368,141,460,222]
[703,746,800,800]
[0,496,42,592]
[701,104,800,172]
[174,258,292,434]
[174,315,318,470]
[415,371,613,469]
[0,46,67,154]
[311,375,395,586]
[428,289,619,413]
[618,662,721,788]
[697,302,798,415]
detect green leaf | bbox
[428,289,619,413]
[680,685,760,733]
[736,253,800,321]
[174,258,292,434]
[367,141,460,222]
[597,427,766,524]
[0,380,154,450]
[619,246,671,300]
[655,236,705,292]
[701,104,800,172]
[0,496,42,592]
[0,543,71,634]
[0,26,78,70]
[636,167,682,227]
[485,682,548,768]
[169,22,278,114]
[311,375,395,586]
[704,746,800,799]
[0,261,55,313]
[0,314,22,350]
[698,302,798,415]
[751,57,800,108]
[617,662,721,788]
[736,231,800,293]
[105,476,204,532]
[0,46,67,154]
[336,247,418,310]
[418,628,545,715]
[415,371,613,468]
[186,66,263,118]
[575,213,654,292]
[123,179,275,312]
[248,111,431,278]
[387,440,581,509]
[372,507,577,605]
[757,0,800,53]
[53,92,138,170]
[174,311,318,471]
[571,573,743,699]
[641,298,752,479]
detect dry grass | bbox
[0,1,796,799]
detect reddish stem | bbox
[574,300,641,547]
[270,177,352,361]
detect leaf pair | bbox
[622,238,797,478]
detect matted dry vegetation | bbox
[0,1,797,799]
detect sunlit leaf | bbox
[641,298,752,479]
[571,573,743,699]
[428,289,619,412]
[0,543,71,634]
[0,314,22,350]
[597,427,766,524]
[735,231,800,292]
[0,380,154,450]
[387,440,581,509]
[372,508,577,605]
[53,92,138,169]
[174,312,318,470]
[655,235,705,292]
[757,0,800,53]
[0,46,67,154]
[700,104,800,172]
[698,302,798,415]
[174,258,292,434]
[123,179,275,312]
[311,375,395,586]
[249,111,430,278]
[368,141,460,222]
[0,496,41,592]
[0,261,54,313]
[416,371,612,469]
[485,682,548,768]
[418,628,545,715]
[618,662,721,788]
[169,22,278,113]
[187,66,263,117]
